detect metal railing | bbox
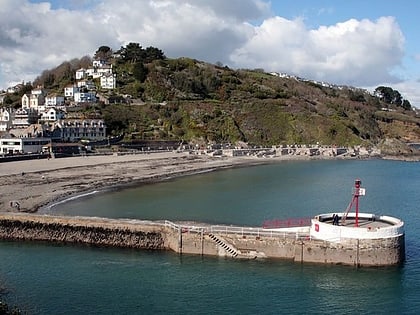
[163,220,310,240]
[262,218,311,229]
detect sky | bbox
[1,0,419,108]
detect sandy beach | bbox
[1,149,416,214]
[0,152,271,213]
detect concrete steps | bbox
[208,233,239,257]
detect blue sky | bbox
[2,0,419,107]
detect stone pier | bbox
[0,213,405,267]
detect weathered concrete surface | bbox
[170,228,405,266]
[0,213,405,266]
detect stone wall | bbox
[175,230,405,266]
[0,214,405,267]
[0,214,165,250]
[296,236,405,266]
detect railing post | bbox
[178,226,182,254]
[200,229,204,256]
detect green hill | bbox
[6,43,420,147]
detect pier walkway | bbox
[0,213,404,266]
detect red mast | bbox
[341,179,365,227]
[354,179,361,227]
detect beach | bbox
[0,149,417,214]
[0,152,270,213]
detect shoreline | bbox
[0,152,269,213]
[0,151,417,214]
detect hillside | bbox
[104,56,420,147]
[5,44,420,147]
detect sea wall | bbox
[173,229,405,266]
[297,235,405,266]
[0,214,166,250]
[0,214,405,267]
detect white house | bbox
[55,119,106,141]
[97,65,113,76]
[40,108,66,122]
[64,85,79,98]
[74,91,96,103]
[6,83,24,94]
[93,59,107,67]
[11,108,39,129]
[86,65,113,79]
[77,80,96,90]
[100,73,116,89]
[45,94,65,107]
[21,93,45,110]
[31,87,46,96]
[0,108,13,131]
[0,108,40,132]
[21,94,30,108]
[76,68,86,80]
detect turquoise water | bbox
[1,159,420,314]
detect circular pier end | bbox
[310,212,404,241]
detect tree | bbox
[20,82,33,95]
[117,43,166,64]
[94,46,113,61]
[133,62,148,82]
[349,90,366,102]
[119,42,145,63]
[3,94,13,105]
[42,71,56,88]
[375,86,393,103]
[402,99,412,110]
[392,90,402,106]
[374,86,402,106]
[144,46,165,62]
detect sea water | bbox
[1,159,419,314]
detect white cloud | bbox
[0,0,417,108]
[230,16,405,86]
[94,0,264,63]
[0,0,119,87]
[390,81,420,108]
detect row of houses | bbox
[0,117,107,155]
[62,61,116,103]
[0,58,115,148]
[75,59,116,89]
[3,58,117,111]
[1,113,106,140]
